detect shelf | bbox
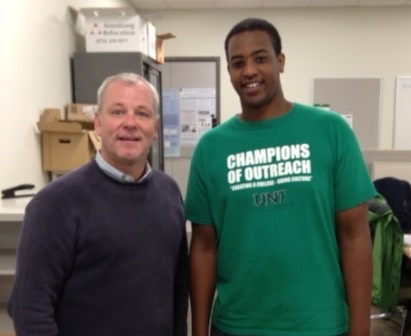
[0,251,15,276]
[0,197,24,336]
[0,276,13,305]
[0,197,31,222]
[0,303,14,333]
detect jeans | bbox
[210,324,347,336]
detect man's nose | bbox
[243,60,257,76]
[124,111,138,126]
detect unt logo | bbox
[253,189,286,206]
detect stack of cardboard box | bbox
[37,104,100,177]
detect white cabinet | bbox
[0,197,30,334]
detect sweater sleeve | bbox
[172,227,189,336]
[8,189,77,336]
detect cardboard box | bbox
[37,109,101,172]
[78,7,148,53]
[155,33,176,64]
[65,103,97,126]
[40,108,62,122]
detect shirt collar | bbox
[95,151,152,183]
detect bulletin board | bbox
[394,76,411,149]
[159,57,220,197]
[313,77,382,149]
[160,57,220,157]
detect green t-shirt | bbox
[185,103,376,335]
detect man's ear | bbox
[154,119,160,139]
[94,113,101,136]
[278,53,286,73]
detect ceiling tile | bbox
[166,0,213,3]
[215,0,263,8]
[129,0,169,10]
[358,0,406,4]
[309,0,360,6]
[166,0,215,8]
[263,0,311,7]
[128,0,411,10]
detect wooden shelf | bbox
[0,199,25,336]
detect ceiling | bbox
[128,0,411,10]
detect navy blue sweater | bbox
[8,160,188,336]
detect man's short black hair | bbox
[224,18,282,61]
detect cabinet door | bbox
[72,52,145,104]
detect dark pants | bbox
[210,324,347,336]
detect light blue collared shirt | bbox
[95,151,152,183]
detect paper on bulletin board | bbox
[314,104,353,128]
[162,88,181,157]
[179,88,216,146]
[341,114,353,129]
[314,103,330,111]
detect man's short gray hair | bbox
[96,72,160,118]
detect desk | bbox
[0,197,31,334]
[0,197,30,221]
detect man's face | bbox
[227,30,285,112]
[94,80,159,172]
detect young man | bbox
[185,18,375,336]
[8,73,188,335]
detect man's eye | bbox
[231,61,243,69]
[136,111,149,118]
[256,56,267,63]
[110,109,124,116]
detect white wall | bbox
[1,4,410,190]
[0,0,129,191]
[143,6,411,148]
